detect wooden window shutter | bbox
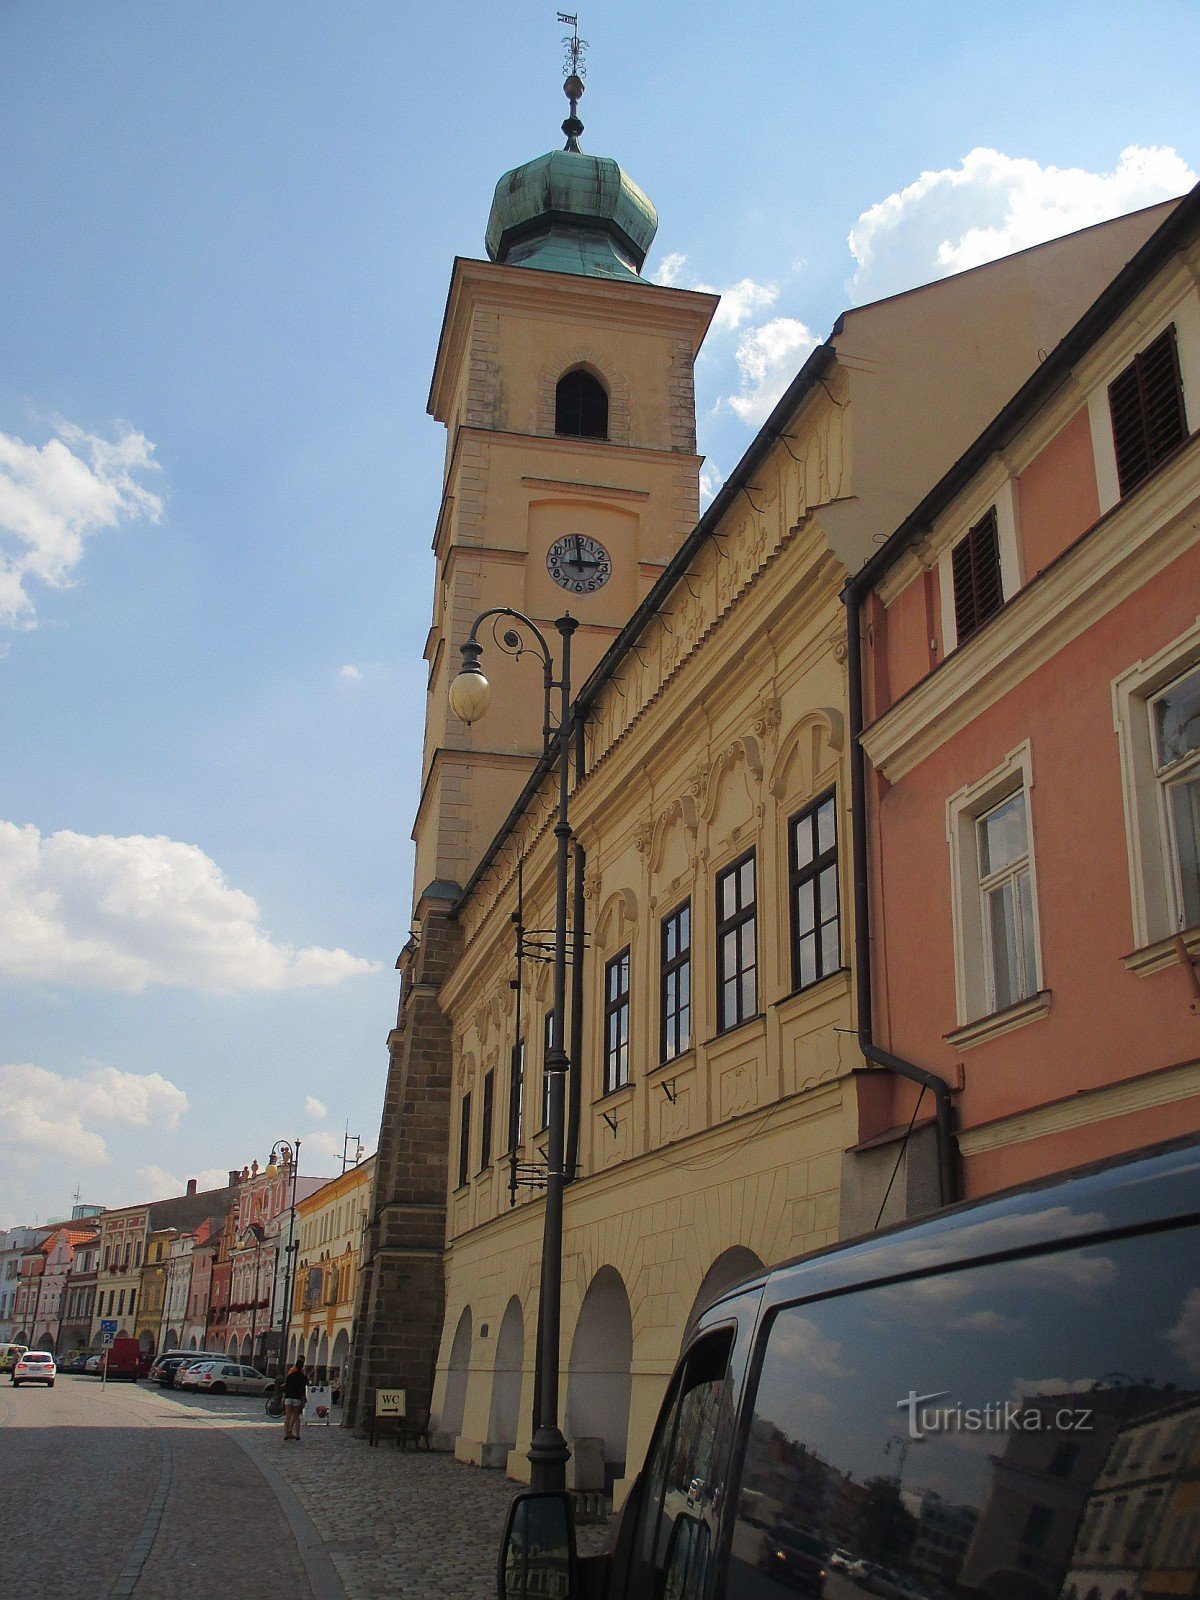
[951,506,1003,644]
[1109,325,1188,497]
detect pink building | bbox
[223,1157,324,1371]
[847,183,1200,1219]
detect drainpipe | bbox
[844,577,960,1208]
[566,839,585,1184]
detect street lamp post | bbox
[449,607,576,1493]
[265,1139,301,1392]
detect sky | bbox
[1,0,1197,1228]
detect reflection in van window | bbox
[632,1332,734,1597]
[727,1225,1200,1600]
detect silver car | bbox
[187,1361,273,1397]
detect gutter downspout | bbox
[844,577,960,1208]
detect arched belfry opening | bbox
[556,368,608,439]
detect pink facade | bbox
[859,199,1200,1202]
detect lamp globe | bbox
[449,667,492,725]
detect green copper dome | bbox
[484,89,658,281]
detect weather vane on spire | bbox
[558,12,587,81]
[557,12,588,151]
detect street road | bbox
[0,1375,338,1600]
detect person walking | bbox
[282,1358,307,1440]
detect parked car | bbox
[175,1360,217,1391]
[83,1354,102,1375]
[187,1361,273,1397]
[58,1351,91,1374]
[0,1343,28,1374]
[151,1353,222,1388]
[496,1135,1200,1600]
[11,1351,56,1387]
[828,1549,857,1575]
[757,1523,826,1594]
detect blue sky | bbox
[1,0,1197,1226]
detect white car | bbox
[12,1351,56,1387]
[185,1360,272,1397]
[174,1360,216,1390]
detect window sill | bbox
[592,1081,634,1109]
[773,966,851,1015]
[944,990,1051,1051]
[650,1048,695,1078]
[705,1013,764,1047]
[1123,924,1200,978]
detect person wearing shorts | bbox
[282,1359,307,1440]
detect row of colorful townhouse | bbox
[0,1153,373,1374]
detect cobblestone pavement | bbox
[0,1374,612,1600]
[159,1387,611,1600]
[0,1376,314,1600]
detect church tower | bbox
[416,74,717,905]
[344,55,716,1432]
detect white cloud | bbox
[848,143,1195,303]
[0,420,162,628]
[726,317,820,425]
[1168,1288,1200,1376]
[303,1127,344,1167]
[305,1095,328,1121]
[651,253,779,333]
[699,460,725,509]
[338,664,363,683]
[0,1061,188,1167]
[133,1164,231,1203]
[0,820,380,993]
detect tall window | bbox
[541,1010,555,1130]
[977,791,1038,1011]
[457,1092,471,1189]
[951,506,1003,644]
[790,792,840,990]
[660,901,691,1063]
[1109,325,1188,497]
[555,368,608,439]
[604,948,631,1093]
[717,851,758,1031]
[508,1039,525,1151]
[1150,664,1200,929]
[479,1070,494,1172]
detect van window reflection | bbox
[727,1226,1200,1600]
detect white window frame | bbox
[976,792,1038,1015]
[1113,616,1200,949]
[1086,293,1200,517]
[946,742,1045,1028]
[938,478,1023,654]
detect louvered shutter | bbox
[1109,325,1188,497]
[951,507,1003,644]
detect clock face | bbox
[546,534,612,595]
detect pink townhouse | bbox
[846,182,1200,1215]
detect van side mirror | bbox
[498,1490,577,1600]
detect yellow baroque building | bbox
[345,71,1173,1497]
[289,1155,374,1388]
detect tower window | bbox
[556,368,608,439]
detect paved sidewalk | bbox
[261,1421,530,1599]
[157,1390,611,1600]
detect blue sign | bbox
[100,1319,117,1334]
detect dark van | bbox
[500,1136,1200,1600]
